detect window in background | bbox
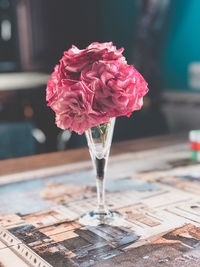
[0,0,19,72]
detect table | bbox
[1,134,200,267]
[0,72,50,91]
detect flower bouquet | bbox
[46,42,148,226]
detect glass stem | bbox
[95,157,106,214]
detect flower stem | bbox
[96,125,105,147]
[96,122,111,147]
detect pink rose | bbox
[81,60,148,117]
[61,42,125,73]
[46,62,80,103]
[48,79,109,134]
[46,42,148,134]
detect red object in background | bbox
[190,141,200,151]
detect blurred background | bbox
[0,0,200,159]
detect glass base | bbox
[79,210,126,227]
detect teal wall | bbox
[100,0,138,62]
[101,0,200,92]
[161,0,200,91]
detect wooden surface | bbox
[0,133,187,176]
[1,134,200,267]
